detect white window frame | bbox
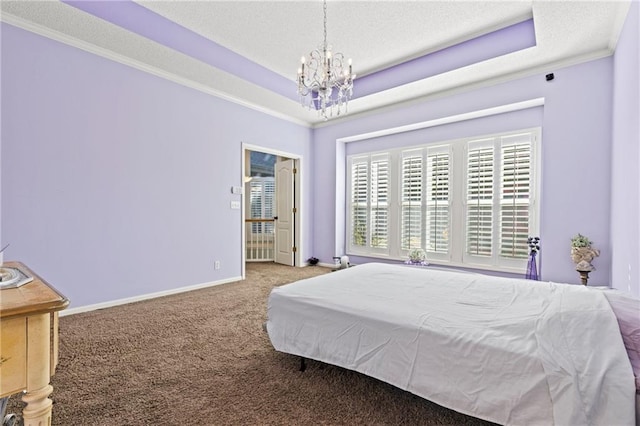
[400,148,425,253]
[347,153,392,257]
[248,177,275,235]
[346,128,540,273]
[423,144,452,262]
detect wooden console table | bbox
[0,262,69,425]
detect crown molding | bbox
[312,46,613,130]
[1,12,311,128]
[1,9,618,131]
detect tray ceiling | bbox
[0,1,631,126]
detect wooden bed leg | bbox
[299,357,307,372]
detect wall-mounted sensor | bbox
[545,73,554,81]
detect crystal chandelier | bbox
[297,0,355,120]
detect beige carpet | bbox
[7,263,494,425]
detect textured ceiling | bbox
[138,1,534,78]
[0,1,632,126]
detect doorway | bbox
[241,144,302,278]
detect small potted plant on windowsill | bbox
[406,248,429,266]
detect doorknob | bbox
[273,216,278,220]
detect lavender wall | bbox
[3,9,636,310]
[1,24,313,308]
[313,57,615,287]
[0,23,3,263]
[611,1,640,296]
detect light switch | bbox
[230,201,241,209]
[231,186,243,195]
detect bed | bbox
[266,262,638,425]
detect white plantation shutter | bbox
[466,140,494,257]
[350,158,368,247]
[250,181,262,220]
[348,155,389,252]
[249,178,275,234]
[500,134,532,259]
[401,150,423,250]
[370,155,389,249]
[263,179,275,234]
[425,147,450,254]
[464,132,536,267]
[346,127,538,272]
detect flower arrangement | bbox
[408,248,427,264]
[571,234,592,248]
[570,234,599,272]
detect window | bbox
[350,158,368,247]
[425,146,450,256]
[248,151,276,234]
[399,146,451,261]
[463,133,534,268]
[370,155,390,249]
[250,151,276,178]
[401,150,422,251]
[349,153,390,254]
[499,135,532,259]
[465,140,494,258]
[346,128,539,272]
[249,177,275,234]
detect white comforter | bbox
[267,263,636,425]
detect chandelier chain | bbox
[323,0,327,50]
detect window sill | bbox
[346,252,527,278]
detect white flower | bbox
[409,249,426,262]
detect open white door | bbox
[274,158,295,266]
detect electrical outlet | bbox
[214,260,221,270]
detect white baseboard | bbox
[60,275,243,317]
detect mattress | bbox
[267,263,636,425]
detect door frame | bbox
[241,143,303,279]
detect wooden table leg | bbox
[22,384,53,425]
[22,314,53,426]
